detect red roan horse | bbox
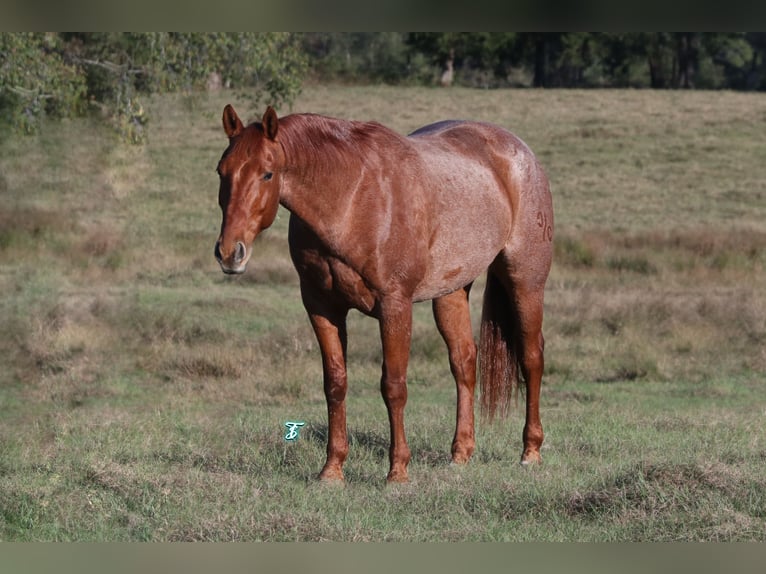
[215,105,553,483]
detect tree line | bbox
[304,33,766,90]
[2,33,765,141]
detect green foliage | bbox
[0,33,87,135]
[137,33,308,106]
[301,33,428,84]
[0,33,308,143]
[302,33,766,91]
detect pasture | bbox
[1,85,764,541]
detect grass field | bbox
[1,85,765,541]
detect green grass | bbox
[1,86,765,541]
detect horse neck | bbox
[277,114,377,240]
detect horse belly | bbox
[413,173,511,301]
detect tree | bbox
[0,33,87,134]
[402,33,766,91]
[302,33,431,84]
[405,33,518,87]
[0,33,308,142]
[745,32,766,89]
[701,32,759,89]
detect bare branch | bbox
[5,85,54,99]
[76,58,143,76]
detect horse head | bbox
[214,105,283,274]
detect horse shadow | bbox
[304,423,452,469]
[305,424,387,460]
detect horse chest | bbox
[299,253,378,314]
[289,218,379,315]
[327,258,377,314]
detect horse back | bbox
[405,120,551,300]
[409,118,552,240]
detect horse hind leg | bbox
[432,285,477,464]
[515,288,546,465]
[485,255,548,465]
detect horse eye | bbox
[263,172,273,181]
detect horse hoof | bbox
[318,468,345,483]
[450,446,474,464]
[520,450,543,466]
[386,470,409,483]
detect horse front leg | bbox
[378,296,413,483]
[305,302,350,482]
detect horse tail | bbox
[479,270,524,420]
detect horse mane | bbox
[278,114,408,178]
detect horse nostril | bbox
[214,241,223,263]
[234,241,246,263]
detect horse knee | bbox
[324,368,347,404]
[381,374,408,406]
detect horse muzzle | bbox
[214,239,248,274]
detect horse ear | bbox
[222,104,243,138]
[263,106,279,141]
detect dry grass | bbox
[567,460,766,541]
[545,225,766,383]
[1,86,764,541]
